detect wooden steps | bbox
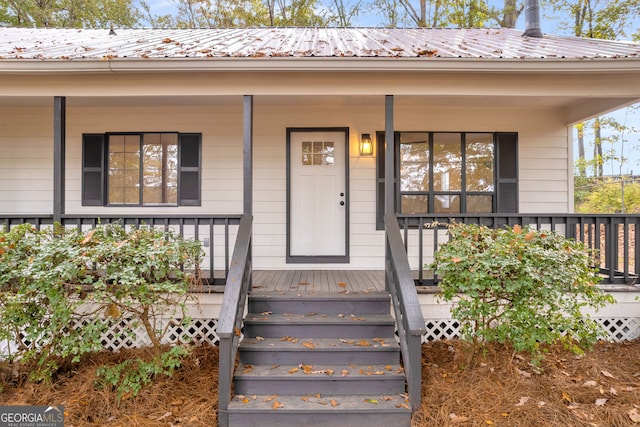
[226,291,411,427]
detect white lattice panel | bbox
[420,317,640,344]
[3,316,637,357]
[597,318,640,341]
[422,319,461,343]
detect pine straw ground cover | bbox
[1,339,639,426]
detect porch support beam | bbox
[243,95,253,215]
[53,96,66,222]
[384,95,394,215]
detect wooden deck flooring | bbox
[251,270,385,293]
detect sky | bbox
[138,0,640,176]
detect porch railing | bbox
[395,214,640,286]
[384,214,426,411]
[0,214,243,286]
[217,214,252,427]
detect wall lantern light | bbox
[359,133,373,156]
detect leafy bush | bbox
[0,223,202,387]
[432,223,615,365]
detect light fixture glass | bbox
[359,133,373,156]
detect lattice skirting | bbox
[94,316,640,351]
[420,318,640,344]
[3,317,637,355]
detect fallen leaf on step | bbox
[242,365,253,374]
[338,282,347,288]
[302,341,315,349]
[396,403,410,410]
[365,399,379,404]
[255,336,265,341]
[330,399,339,407]
[341,369,349,376]
[272,400,284,410]
[264,395,278,402]
[288,367,299,374]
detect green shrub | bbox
[432,223,614,365]
[0,223,202,387]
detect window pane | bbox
[466,133,494,192]
[467,195,493,213]
[433,133,461,192]
[400,133,429,192]
[143,133,177,205]
[401,195,428,214]
[108,135,140,205]
[434,194,460,213]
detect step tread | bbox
[249,291,390,300]
[240,337,400,351]
[244,313,394,324]
[235,363,405,379]
[228,394,411,413]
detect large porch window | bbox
[376,131,517,228]
[82,132,201,207]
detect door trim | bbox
[286,127,350,264]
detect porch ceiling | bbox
[1,94,637,124]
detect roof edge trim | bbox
[1,57,640,74]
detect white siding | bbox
[0,99,571,270]
[0,106,53,214]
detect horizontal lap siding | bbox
[65,105,244,215]
[0,106,53,214]
[0,100,570,270]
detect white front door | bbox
[289,130,348,259]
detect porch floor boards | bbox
[251,270,385,293]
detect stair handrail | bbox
[217,214,253,427]
[384,213,426,411]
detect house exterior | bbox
[1,26,640,337]
[3,22,640,426]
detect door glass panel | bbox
[433,133,461,192]
[301,141,335,166]
[466,133,494,192]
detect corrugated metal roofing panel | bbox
[0,27,639,61]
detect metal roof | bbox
[1,27,639,61]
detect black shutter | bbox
[496,132,518,213]
[179,133,201,206]
[82,134,105,206]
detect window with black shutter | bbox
[82,132,201,207]
[376,131,517,229]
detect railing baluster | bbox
[623,217,629,283]
[418,217,424,284]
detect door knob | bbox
[340,192,344,197]
[339,201,345,206]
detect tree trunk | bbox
[576,123,586,176]
[500,0,520,28]
[594,117,603,178]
